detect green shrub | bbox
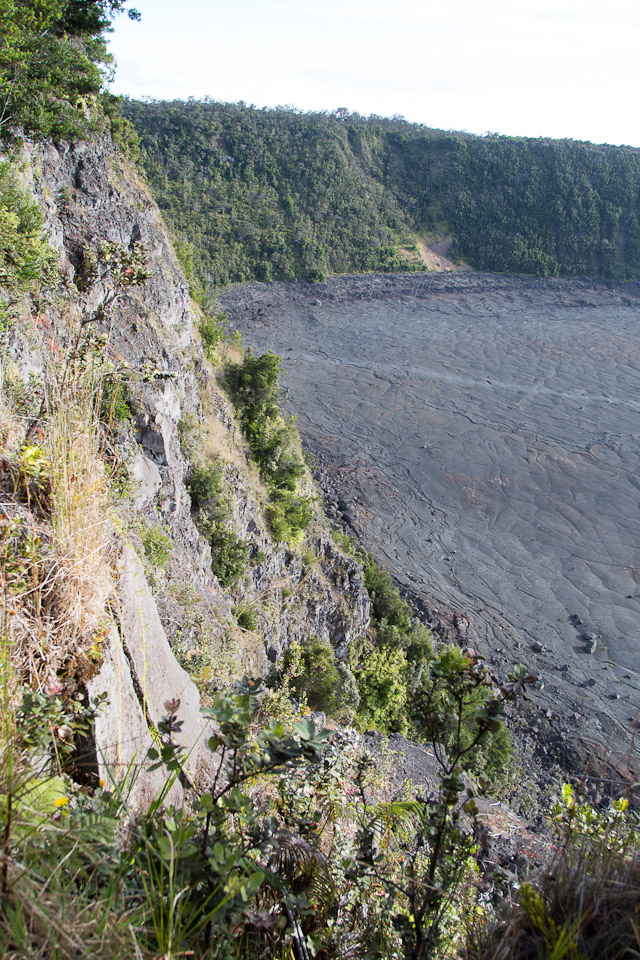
[250,547,266,567]
[266,489,314,544]
[227,353,304,490]
[331,527,358,556]
[101,92,140,159]
[100,378,131,422]
[199,309,228,359]
[174,237,207,305]
[283,637,341,715]
[234,603,257,631]
[375,619,434,681]
[353,642,410,733]
[225,350,312,542]
[0,161,58,328]
[210,524,249,586]
[262,641,308,728]
[226,349,280,422]
[140,522,172,569]
[0,0,141,142]
[300,546,318,567]
[335,660,360,721]
[177,413,200,461]
[436,682,512,780]
[351,551,436,735]
[187,457,249,586]
[353,554,512,778]
[186,458,223,509]
[361,551,411,631]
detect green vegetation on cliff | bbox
[224,349,313,543]
[0,0,140,145]
[389,132,640,279]
[125,98,640,296]
[0,159,58,325]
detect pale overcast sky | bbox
[109,0,640,147]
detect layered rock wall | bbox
[9,135,370,806]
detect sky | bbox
[108,0,640,147]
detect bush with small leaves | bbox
[0,161,58,328]
[266,489,314,544]
[225,350,312,542]
[283,637,341,715]
[140,522,172,569]
[353,641,410,733]
[116,679,333,959]
[210,524,249,586]
[100,378,131,422]
[186,458,224,510]
[234,604,257,631]
[0,0,141,142]
[361,550,412,631]
[331,527,359,556]
[199,309,228,360]
[186,458,249,586]
[468,788,640,960]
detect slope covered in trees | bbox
[123,100,423,291]
[125,98,640,297]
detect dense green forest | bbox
[124,98,640,296]
[390,133,640,278]
[0,0,140,145]
[123,100,422,291]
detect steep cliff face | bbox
[6,134,369,806]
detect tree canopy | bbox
[125,98,640,293]
[0,0,139,139]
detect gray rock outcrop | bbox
[12,134,370,807]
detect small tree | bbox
[354,653,536,960]
[0,0,140,138]
[283,637,341,715]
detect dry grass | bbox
[218,340,243,367]
[0,334,137,959]
[45,367,114,652]
[201,401,247,473]
[1,335,115,692]
[1,868,141,960]
[466,841,640,960]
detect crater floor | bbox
[220,272,640,774]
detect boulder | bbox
[88,625,183,812]
[115,544,215,785]
[130,451,162,508]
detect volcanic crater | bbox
[220,272,640,775]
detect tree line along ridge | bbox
[124,97,640,298]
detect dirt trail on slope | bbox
[417,237,469,272]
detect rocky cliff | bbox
[5,134,370,809]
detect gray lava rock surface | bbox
[220,272,640,774]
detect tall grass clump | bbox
[1,333,119,691]
[465,784,640,960]
[1,236,150,688]
[44,355,115,656]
